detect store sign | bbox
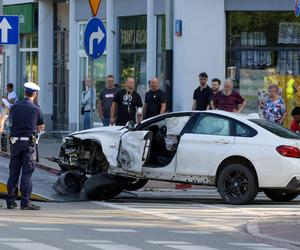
[295,0,300,17]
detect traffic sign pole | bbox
[90,58,95,128]
[84,2,106,129]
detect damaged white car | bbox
[53,110,300,205]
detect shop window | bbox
[20,34,38,97]
[119,15,147,93]
[157,15,166,91]
[227,12,300,127]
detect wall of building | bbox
[172,0,226,111]
[38,0,53,129]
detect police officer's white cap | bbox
[24,82,40,93]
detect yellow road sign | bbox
[89,0,102,17]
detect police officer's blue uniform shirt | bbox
[10,98,44,137]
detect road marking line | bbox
[19,227,63,231]
[3,243,63,250]
[0,238,31,242]
[94,202,233,231]
[165,245,219,250]
[68,239,113,243]
[147,241,191,245]
[87,243,142,250]
[229,243,273,247]
[170,230,212,235]
[93,228,137,233]
[249,247,289,250]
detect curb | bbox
[246,220,300,248]
[0,150,60,175]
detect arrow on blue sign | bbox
[0,16,19,45]
[0,18,12,43]
[84,17,106,59]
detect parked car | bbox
[53,110,300,205]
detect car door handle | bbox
[215,139,230,144]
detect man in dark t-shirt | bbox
[144,78,167,119]
[211,79,246,112]
[110,77,143,126]
[99,75,119,126]
[192,72,213,111]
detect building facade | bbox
[1,0,298,131]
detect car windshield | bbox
[249,119,300,139]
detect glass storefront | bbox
[156,15,166,90]
[227,12,300,127]
[119,15,147,95]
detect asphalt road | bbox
[0,190,299,250]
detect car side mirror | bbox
[126,121,135,131]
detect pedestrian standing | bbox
[290,107,300,133]
[110,77,143,126]
[3,83,18,108]
[263,84,286,124]
[211,78,221,96]
[211,79,246,113]
[192,72,213,111]
[99,75,119,126]
[6,82,45,210]
[144,78,167,119]
[81,78,96,130]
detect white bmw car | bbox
[54,110,300,205]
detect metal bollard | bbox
[1,133,8,152]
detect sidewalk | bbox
[247,217,300,248]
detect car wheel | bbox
[217,163,258,205]
[83,173,123,200]
[264,190,299,202]
[124,179,149,191]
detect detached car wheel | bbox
[264,190,299,202]
[124,179,148,191]
[83,173,123,201]
[217,163,258,205]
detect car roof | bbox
[140,110,260,124]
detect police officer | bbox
[6,82,45,210]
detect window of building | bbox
[20,33,38,96]
[157,15,166,90]
[78,22,107,127]
[119,15,147,92]
[226,12,300,128]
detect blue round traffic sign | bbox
[84,17,106,59]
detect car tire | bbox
[217,163,258,205]
[83,173,123,201]
[263,190,299,202]
[124,179,149,191]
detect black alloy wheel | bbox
[124,179,149,191]
[217,163,258,205]
[264,190,300,202]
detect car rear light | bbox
[276,145,300,158]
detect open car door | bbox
[117,131,152,173]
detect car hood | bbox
[70,126,127,137]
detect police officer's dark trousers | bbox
[7,140,35,207]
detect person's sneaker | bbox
[21,204,41,210]
[7,202,17,209]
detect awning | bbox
[4,3,38,34]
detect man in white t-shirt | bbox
[2,83,18,109]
